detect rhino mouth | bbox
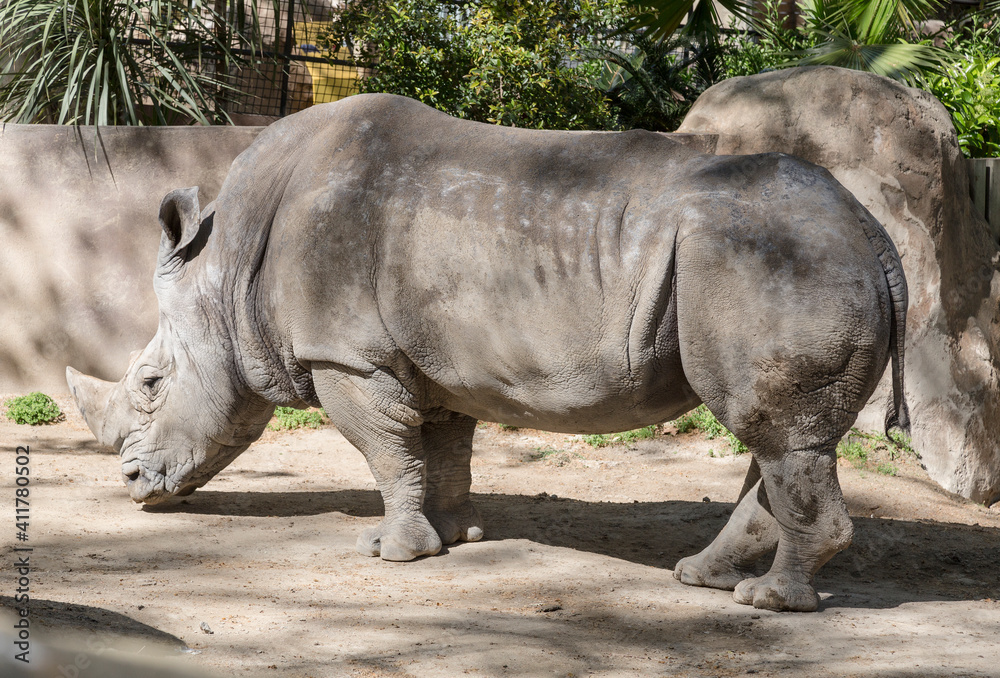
[122,440,249,504]
[120,439,203,504]
[123,459,198,504]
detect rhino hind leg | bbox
[421,415,485,545]
[312,364,442,562]
[672,219,892,610]
[673,457,779,590]
[678,389,859,612]
[731,444,852,612]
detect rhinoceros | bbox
[66,93,908,612]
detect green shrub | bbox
[268,407,326,431]
[670,404,748,454]
[331,0,617,130]
[837,427,916,474]
[922,16,1000,158]
[4,392,62,425]
[583,424,657,448]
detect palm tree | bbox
[626,0,950,81]
[787,0,948,80]
[588,27,726,130]
[625,0,754,41]
[0,0,271,125]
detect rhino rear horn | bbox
[65,366,116,447]
[158,186,202,261]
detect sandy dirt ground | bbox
[2,393,999,678]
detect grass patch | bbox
[670,405,747,455]
[837,440,869,468]
[527,446,578,466]
[836,427,916,475]
[477,421,519,432]
[268,406,326,431]
[876,462,898,477]
[582,424,658,449]
[4,392,62,425]
[528,446,562,461]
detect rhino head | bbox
[66,187,274,504]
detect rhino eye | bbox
[142,376,162,394]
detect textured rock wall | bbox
[0,125,262,393]
[678,66,1000,504]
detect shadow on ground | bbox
[0,595,187,652]
[154,489,1000,610]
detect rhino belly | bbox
[426,351,698,434]
[377,218,694,432]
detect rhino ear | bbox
[158,187,202,262]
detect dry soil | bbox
[2,394,999,677]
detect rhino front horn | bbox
[66,366,116,447]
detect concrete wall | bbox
[0,124,263,393]
[0,124,715,397]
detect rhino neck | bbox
[234,265,318,408]
[208,142,319,409]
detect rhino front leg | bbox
[313,364,442,562]
[422,415,485,545]
[674,456,779,590]
[732,445,853,612]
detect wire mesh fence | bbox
[123,0,366,123]
[220,0,366,121]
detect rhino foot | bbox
[357,517,443,561]
[673,553,754,591]
[426,502,484,545]
[732,573,820,612]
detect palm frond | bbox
[624,0,754,42]
[772,0,948,81]
[792,29,947,80]
[0,0,265,125]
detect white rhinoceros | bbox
[67,94,908,612]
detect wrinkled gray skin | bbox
[67,94,908,612]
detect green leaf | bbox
[789,29,946,80]
[0,0,266,125]
[625,0,754,42]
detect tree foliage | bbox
[922,13,1000,158]
[624,0,753,42]
[332,0,618,129]
[588,28,725,131]
[629,0,952,81]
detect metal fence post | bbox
[279,0,296,117]
[969,158,1000,244]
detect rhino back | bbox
[257,95,703,430]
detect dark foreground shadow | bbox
[145,488,385,518]
[154,488,1000,610]
[7,434,115,456]
[0,595,187,652]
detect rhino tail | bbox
[884,262,910,435]
[854,208,909,434]
[871,220,910,435]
